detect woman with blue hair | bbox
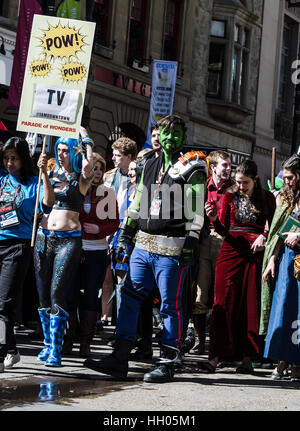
[33,126,94,367]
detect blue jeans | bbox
[116,247,187,348]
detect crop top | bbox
[49,170,84,213]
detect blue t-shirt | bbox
[0,170,51,240]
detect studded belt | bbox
[135,231,185,256]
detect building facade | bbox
[255,0,300,184]
[1,0,298,184]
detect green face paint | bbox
[159,124,186,155]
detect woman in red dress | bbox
[205,159,276,374]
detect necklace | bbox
[56,168,76,182]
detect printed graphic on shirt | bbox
[0,181,24,208]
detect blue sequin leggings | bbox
[33,230,82,314]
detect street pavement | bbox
[1,324,300,413]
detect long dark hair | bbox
[1,137,35,184]
[230,159,268,215]
[282,153,300,210]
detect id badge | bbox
[150,189,162,216]
[0,202,20,229]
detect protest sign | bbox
[146,60,178,146]
[17,14,95,138]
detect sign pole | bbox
[31,135,47,247]
[271,147,277,191]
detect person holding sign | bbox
[0,137,54,373]
[261,154,300,381]
[33,126,94,367]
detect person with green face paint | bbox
[84,115,208,383]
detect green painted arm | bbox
[185,171,206,237]
[123,167,145,229]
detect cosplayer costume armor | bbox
[84,116,208,382]
[34,136,93,367]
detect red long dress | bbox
[208,190,276,361]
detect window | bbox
[127,0,148,67]
[207,20,226,98]
[231,24,249,104]
[274,15,299,144]
[207,19,250,107]
[163,0,183,61]
[278,20,292,113]
[207,43,225,98]
[211,19,226,38]
[0,0,18,19]
[92,0,111,48]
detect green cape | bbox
[259,198,291,336]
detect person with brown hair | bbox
[261,154,300,381]
[190,150,232,355]
[100,137,137,337]
[205,159,276,374]
[104,137,137,208]
[62,152,119,357]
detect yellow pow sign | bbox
[38,21,86,61]
[61,61,87,82]
[30,59,52,77]
[17,15,95,139]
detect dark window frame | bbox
[163,0,183,61]
[92,0,112,48]
[127,0,149,67]
[207,17,251,108]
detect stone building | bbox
[1,0,295,184]
[255,0,300,184]
[188,0,264,172]
[0,0,197,164]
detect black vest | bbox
[50,171,84,213]
[138,153,187,237]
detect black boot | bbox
[79,311,98,358]
[189,314,206,355]
[84,338,134,379]
[143,345,179,383]
[130,336,153,360]
[180,326,195,354]
[61,311,78,355]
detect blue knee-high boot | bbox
[37,308,51,362]
[45,305,69,367]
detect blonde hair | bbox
[47,157,57,171]
[112,137,137,159]
[137,148,152,162]
[208,150,230,168]
[93,152,106,172]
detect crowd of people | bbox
[0,116,300,384]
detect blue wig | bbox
[54,137,82,174]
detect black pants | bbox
[0,239,32,360]
[34,232,82,313]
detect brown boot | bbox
[189,314,206,355]
[62,310,78,355]
[79,311,98,358]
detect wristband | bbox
[82,137,94,148]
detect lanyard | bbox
[156,164,171,188]
[0,175,21,202]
